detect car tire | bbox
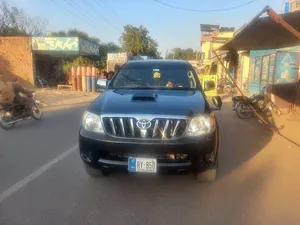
[196,161,218,182]
[84,164,110,177]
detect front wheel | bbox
[235,102,254,119]
[223,85,232,94]
[0,111,15,130]
[31,106,43,120]
[196,161,218,182]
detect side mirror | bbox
[97,78,108,90]
[204,80,216,92]
[211,96,222,110]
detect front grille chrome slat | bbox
[162,120,170,138]
[130,119,135,137]
[153,120,159,138]
[119,118,126,136]
[103,116,187,140]
[109,118,116,135]
[172,120,181,137]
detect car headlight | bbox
[82,111,104,133]
[186,114,216,136]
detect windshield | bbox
[109,62,199,90]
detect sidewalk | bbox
[34,89,99,111]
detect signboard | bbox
[79,39,99,55]
[250,46,300,58]
[32,37,79,51]
[202,74,217,96]
[107,52,132,72]
[107,53,129,61]
[274,52,298,84]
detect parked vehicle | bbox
[79,60,223,182]
[217,78,236,94]
[36,76,49,88]
[232,87,281,119]
[0,91,43,130]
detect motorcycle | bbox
[232,87,282,119]
[0,91,43,130]
[217,78,236,94]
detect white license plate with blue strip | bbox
[128,157,157,173]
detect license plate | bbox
[128,157,157,173]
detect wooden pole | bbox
[213,50,270,126]
[266,6,300,39]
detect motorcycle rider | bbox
[0,75,35,111]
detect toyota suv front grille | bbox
[102,116,188,139]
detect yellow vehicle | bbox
[201,74,218,96]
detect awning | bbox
[219,9,300,51]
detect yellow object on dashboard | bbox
[153,72,161,79]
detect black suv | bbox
[79,60,222,182]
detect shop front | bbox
[32,37,99,87]
[248,48,300,96]
[218,8,300,109]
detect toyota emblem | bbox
[136,119,152,130]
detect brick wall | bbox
[0,37,34,87]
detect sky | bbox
[11,0,284,56]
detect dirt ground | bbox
[34,88,99,111]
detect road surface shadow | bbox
[215,102,273,179]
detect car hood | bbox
[89,89,207,116]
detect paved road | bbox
[1,103,300,225]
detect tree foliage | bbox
[0,0,47,36]
[119,25,160,59]
[47,28,100,44]
[166,48,200,60]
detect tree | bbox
[0,0,47,36]
[47,29,100,44]
[119,25,160,59]
[166,48,200,60]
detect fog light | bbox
[167,154,175,160]
[204,152,215,162]
[176,154,188,160]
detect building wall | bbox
[242,54,250,86]
[200,31,234,66]
[0,37,34,87]
[289,0,300,12]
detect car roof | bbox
[125,59,191,66]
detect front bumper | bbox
[79,128,219,173]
